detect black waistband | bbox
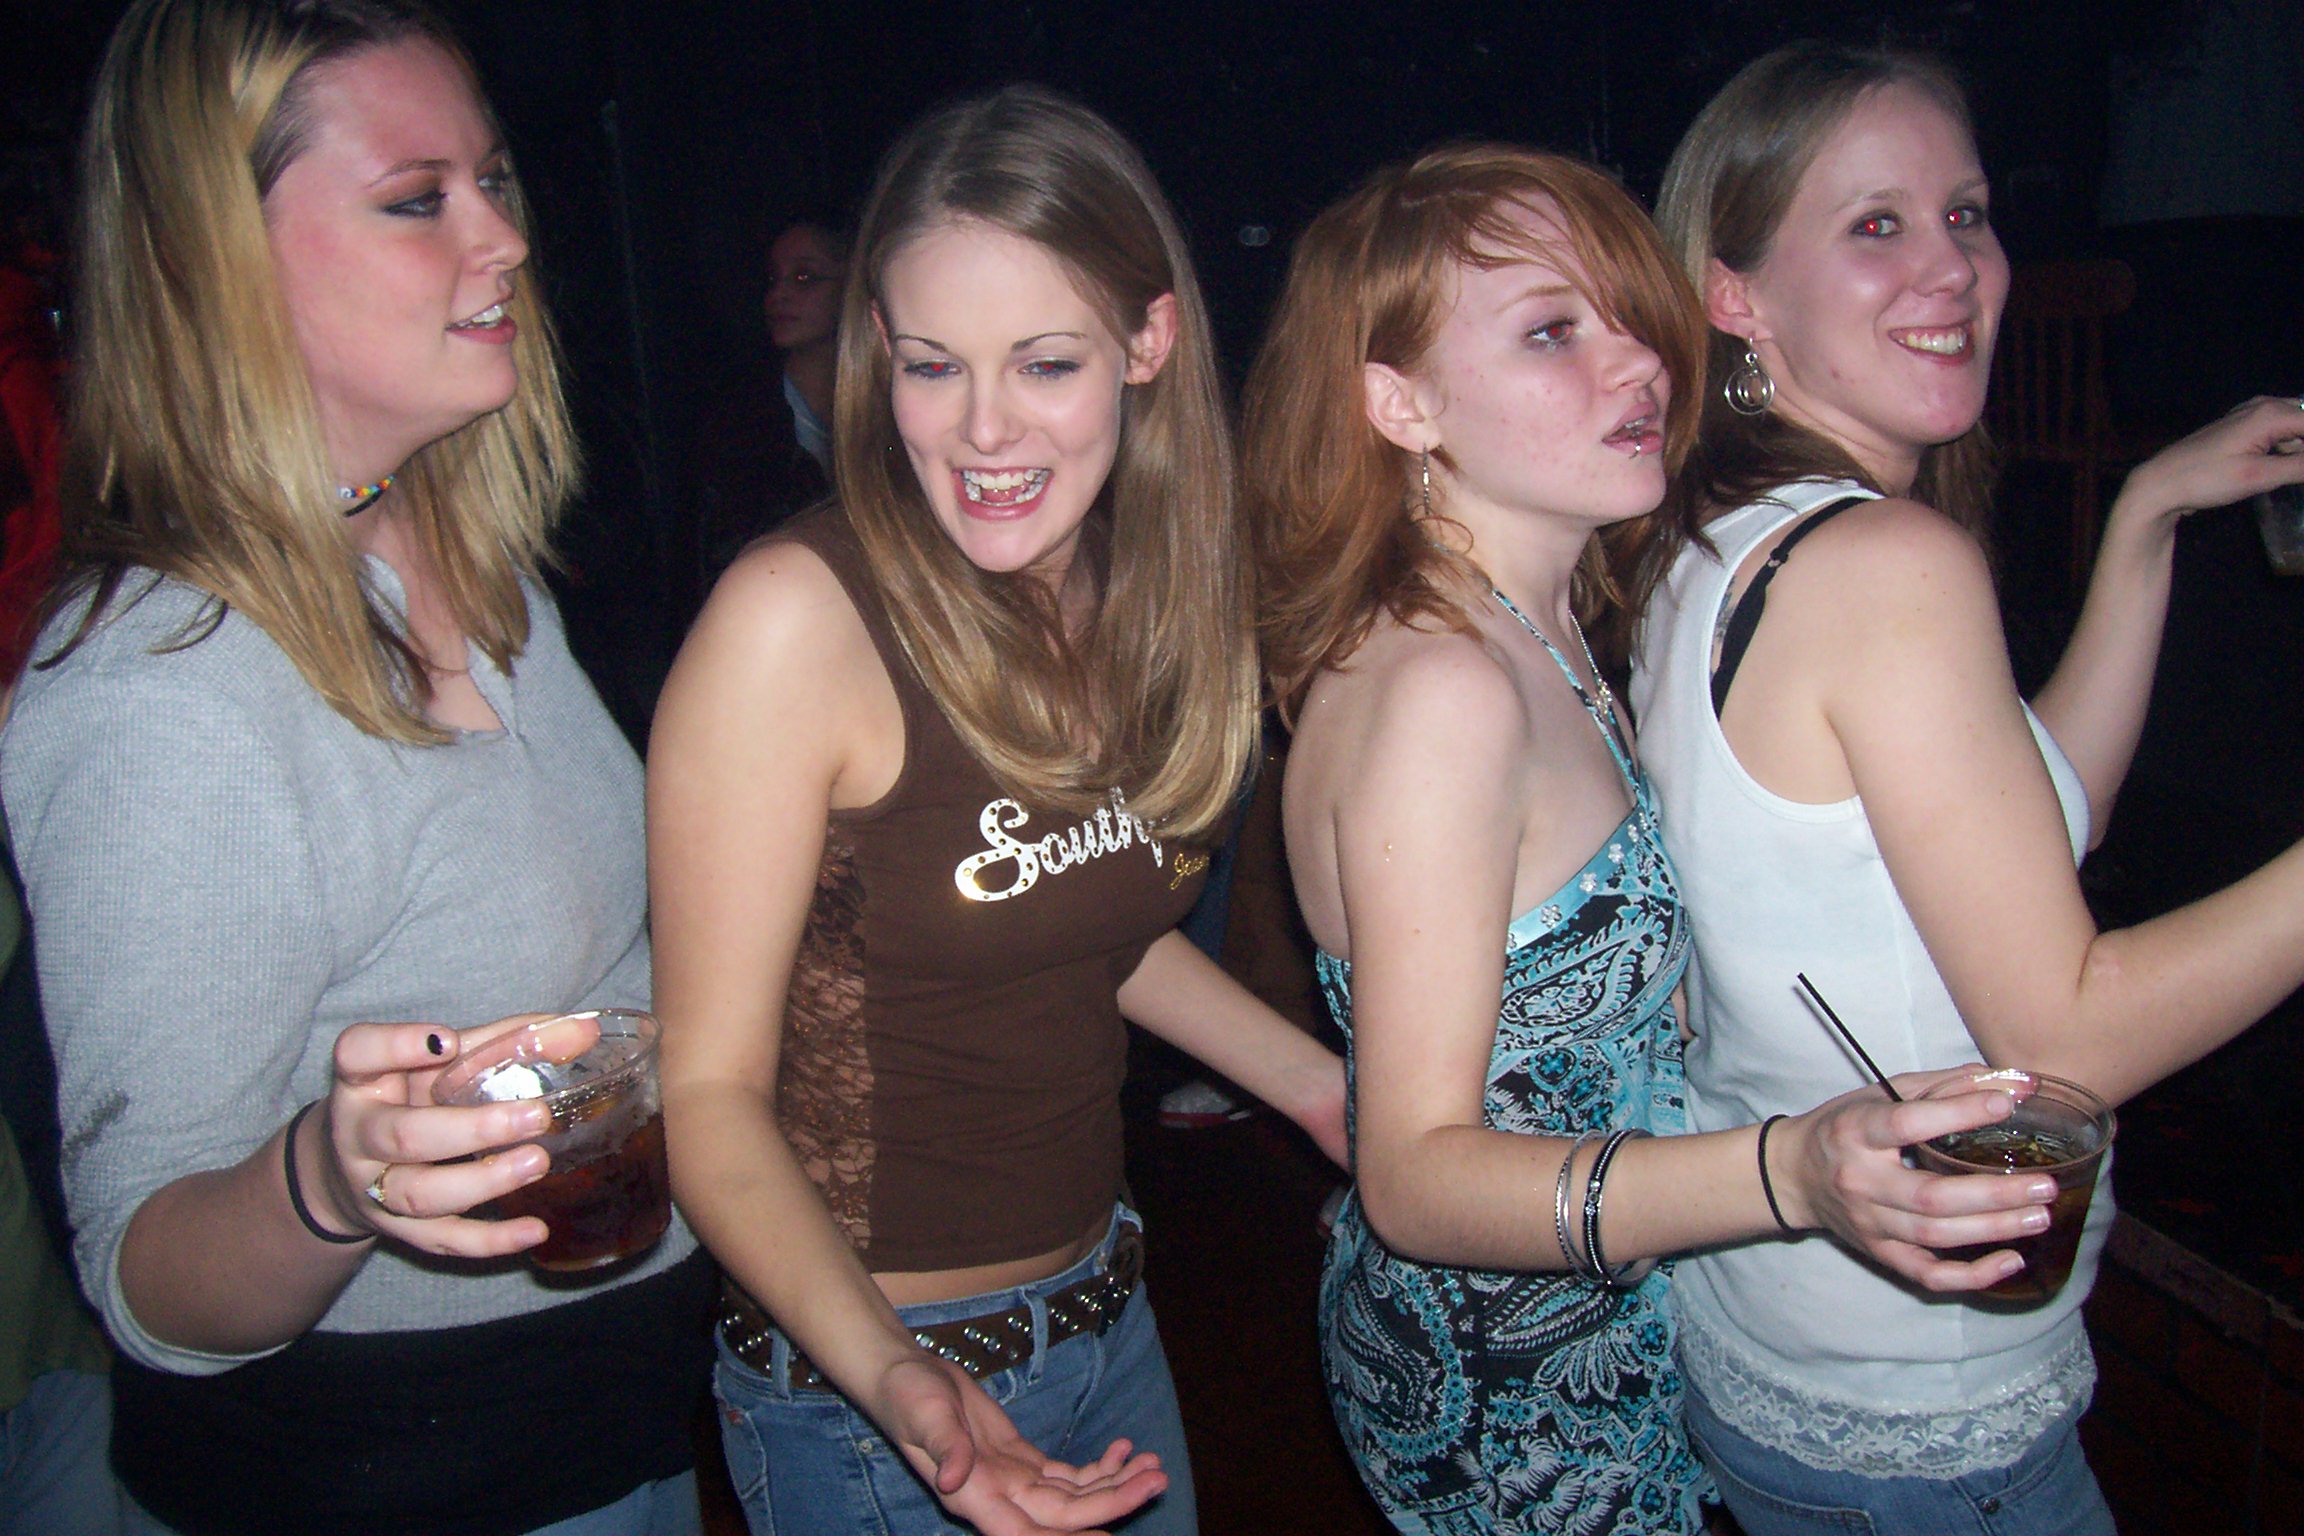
[113,1248,717,1536]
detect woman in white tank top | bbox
[1632,40,2304,1536]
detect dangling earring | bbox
[1723,346,1774,417]
[1416,448,1433,517]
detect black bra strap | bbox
[1710,496,1866,718]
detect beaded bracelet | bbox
[284,1100,374,1245]
[1552,1131,1605,1279]
[1582,1127,1656,1290]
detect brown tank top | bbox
[771,510,1210,1271]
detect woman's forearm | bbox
[115,1109,372,1357]
[1991,836,2304,1104]
[2030,494,2177,837]
[665,1078,922,1402]
[1117,930,1344,1141]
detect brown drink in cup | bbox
[1913,1072,2113,1306]
[433,1009,671,1272]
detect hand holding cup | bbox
[1911,1068,2114,1306]
[313,1012,567,1259]
[430,1009,671,1271]
[1781,1065,2064,1294]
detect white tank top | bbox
[1629,479,2106,1478]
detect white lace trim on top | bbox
[1677,1308,2096,1479]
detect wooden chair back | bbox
[1988,257,2137,585]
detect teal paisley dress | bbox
[1316,612,1711,1534]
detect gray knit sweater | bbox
[0,562,693,1375]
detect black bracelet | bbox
[284,1101,374,1244]
[1583,1127,1655,1290]
[1756,1114,1795,1235]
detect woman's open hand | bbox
[880,1354,1170,1535]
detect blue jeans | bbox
[2,1368,122,1536]
[1683,1384,2114,1536]
[713,1207,1195,1536]
[124,1470,699,1536]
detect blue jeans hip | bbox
[713,1204,1196,1536]
[1683,1381,2112,1536]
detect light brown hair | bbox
[1244,142,1707,714]
[1635,41,1995,619]
[49,0,578,742]
[833,85,1255,839]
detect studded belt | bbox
[719,1223,1146,1391]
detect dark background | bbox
[8,0,2304,1301]
[13,0,2296,701]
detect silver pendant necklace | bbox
[1489,586,1618,725]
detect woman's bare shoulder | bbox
[1320,616,1523,730]
[657,533,894,762]
[1793,494,1992,584]
[1295,615,1534,805]
[690,536,879,683]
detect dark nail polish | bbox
[426,1032,445,1056]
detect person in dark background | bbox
[650,83,1347,1536]
[688,212,847,606]
[1,2,715,1532]
[1633,41,2304,1535]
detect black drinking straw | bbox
[1795,972,1904,1102]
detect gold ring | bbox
[363,1166,392,1209]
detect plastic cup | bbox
[1913,1072,2113,1306]
[432,1009,670,1272]
[2256,482,2304,576]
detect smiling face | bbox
[765,222,845,353]
[1719,81,2008,492]
[879,218,1173,588]
[1385,198,1672,548]
[263,37,527,486]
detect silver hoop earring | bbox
[1724,347,1774,417]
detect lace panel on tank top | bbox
[775,824,876,1250]
[1675,1306,2096,1478]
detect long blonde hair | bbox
[49,0,579,743]
[834,85,1254,840]
[1245,144,1707,712]
[1633,42,1997,621]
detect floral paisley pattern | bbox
[1316,633,1711,1534]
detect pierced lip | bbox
[1603,407,1663,447]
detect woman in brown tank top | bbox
[649,86,1347,1536]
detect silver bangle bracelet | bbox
[1553,1131,1605,1279]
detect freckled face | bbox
[1730,83,2009,490]
[880,219,1168,587]
[263,38,527,481]
[764,223,844,353]
[1415,198,1672,538]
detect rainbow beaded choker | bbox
[338,474,394,515]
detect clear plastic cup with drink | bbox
[432,1008,671,1271]
[1914,1070,2114,1306]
